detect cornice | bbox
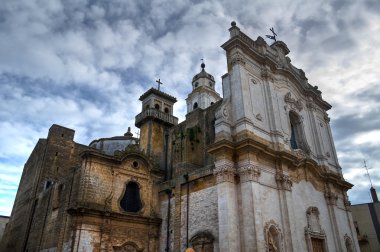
[67,207,162,225]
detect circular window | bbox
[195,82,199,88]
[164,107,169,113]
[132,161,139,168]
[154,104,160,110]
[209,82,212,87]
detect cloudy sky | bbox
[1,0,379,216]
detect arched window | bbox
[145,104,150,110]
[190,232,214,252]
[120,181,142,213]
[164,107,169,113]
[193,102,198,110]
[289,111,310,154]
[154,104,160,110]
[113,241,143,252]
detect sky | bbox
[0,0,379,216]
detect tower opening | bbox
[120,182,142,213]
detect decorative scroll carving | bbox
[284,92,303,111]
[264,220,283,252]
[214,160,235,184]
[275,172,293,191]
[237,161,261,183]
[230,51,246,66]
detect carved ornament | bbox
[275,172,293,191]
[284,92,303,111]
[237,161,261,183]
[213,160,235,184]
[230,51,246,66]
[264,220,283,252]
[324,191,338,206]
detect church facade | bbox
[1,22,360,252]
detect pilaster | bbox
[237,160,261,252]
[324,184,342,251]
[214,159,240,252]
[275,169,294,251]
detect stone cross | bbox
[156,79,163,91]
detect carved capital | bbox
[324,191,338,206]
[344,196,351,206]
[237,160,261,183]
[261,67,274,81]
[284,92,303,111]
[306,102,316,111]
[323,113,330,123]
[275,172,293,191]
[230,52,246,66]
[214,160,235,184]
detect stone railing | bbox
[135,108,178,127]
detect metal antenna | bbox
[364,160,374,187]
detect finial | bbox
[200,59,205,70]
[124,127,133,137]
[231,21,236,27]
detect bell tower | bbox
[186,62,221,113]
[135,87,178,171]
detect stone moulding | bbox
[304,206,329,252]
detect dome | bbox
[89,127,139,156]
[192,62,215,83]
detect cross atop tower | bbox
[156,78,163,91]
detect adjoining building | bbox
[1,22,360,252]
[350,187,380,252]
[0,215,10,242]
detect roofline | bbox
[139,88,177,103]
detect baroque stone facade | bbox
[1,22,360,252]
